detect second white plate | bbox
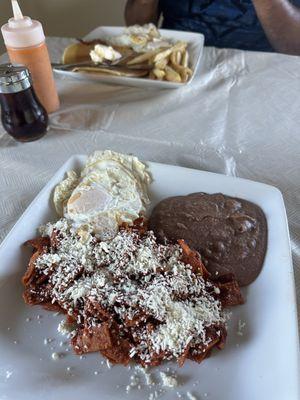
[54,26,204,89]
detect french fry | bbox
[127,50,159,65]
[153,41,187,64]
[153,47,173,63]
[170,51,177,66]
[182,50,189,68]
[169,60,193,82]
[181,68,191,83]
[175,51,182,65]
[165,65,181,83]
[155,58,168,70]
[173,41,188,53]
[170,61,192,75]
[153,68,165,80]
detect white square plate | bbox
[0,155,299,400]
[54,27,204,89]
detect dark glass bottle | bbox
[0,63,48,142]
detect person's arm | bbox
[252,0,300,55]
[125,0,159,26]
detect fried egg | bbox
[107,23,171,53]
[53,170,79,216]
[53,151,152,240]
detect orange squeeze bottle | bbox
[1,0,60,113]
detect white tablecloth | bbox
[1,37,300,326]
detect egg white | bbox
[53,151,151,240]
[107,23,171,53]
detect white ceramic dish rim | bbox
[0,155,299,400]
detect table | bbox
[0,37,300,327]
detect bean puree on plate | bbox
[149,193,267,286]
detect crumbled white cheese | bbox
[160,372,178,388]
[57,319,76,338]
[135,365,154,385]
[51,352,60,361]
[237,319,246,336]
[34,219,225,365]
[126,385,132,393]
[6,371,13,379]
[148,391,159,400]
[126,373,140,392]
[148,291,223,357]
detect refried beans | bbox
[149,193,267,286]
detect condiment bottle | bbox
[0,63,48,142]
[1,0,60,113]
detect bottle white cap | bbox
[1,0,45,48]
